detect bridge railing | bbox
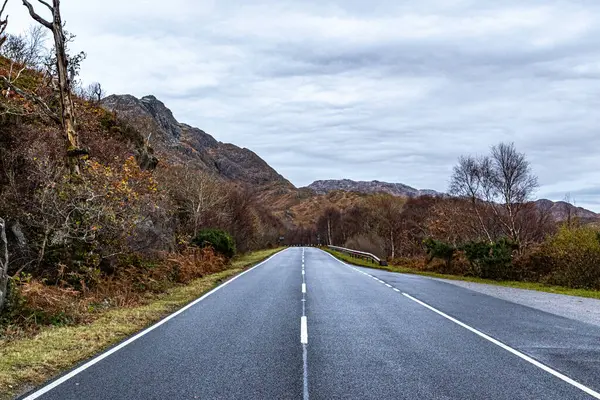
[327,245,388,266]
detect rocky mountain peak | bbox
[306,179,439,198]
[101,94,294,188]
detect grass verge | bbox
[324,248,600,300]
[0,247,285,400]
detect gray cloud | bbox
[4,0,600,209]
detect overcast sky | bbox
[5,0,600,209]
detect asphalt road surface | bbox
[20,248,600,400]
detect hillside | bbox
[306,179,439,197]
[101,94,294,188]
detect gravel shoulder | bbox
[435,278,600,328]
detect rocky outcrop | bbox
[306,179,440,198]
[101,94,294,188]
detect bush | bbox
[192,229,236,258]
[543,226,600,289]
[461,238,517,280]
[423,238,456,273]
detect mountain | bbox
[100,94,294,188]
[306,179,439,198]
[304,180,598,222]
[535,199,598,221]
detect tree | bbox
[450,142,538,251]
[449,156,493,242]
[0,0,8,313]
[1,25,47,68]
[0,218,8,313]
[86,82,104,102]
[367,194,405,259]
[317,207,341,246]
[22,0,84,174]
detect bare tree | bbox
[1,25,47,68]
[449,142,538,251]
[80,81,104,103]
[450,156,493,242]
[0,218,8,313]
[367,194,405,259]
[22,0,83,174]
[317,207,342,246]
[0,0,9,313]
[561,193,580,227]
[89,82,104,102]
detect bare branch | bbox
[22,0,53,30]
[0,0,8,48]
[0,75,62,125]
[37,0,54,13]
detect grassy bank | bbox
[0,247,284,399]
[324,248,600,300]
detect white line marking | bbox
[302,283,307,293]
[402,293,600,399]
[393,288,401,292]
[301,316,308,344]
[321,247,600,398]
[302,270,305,275]
[302,344,309,400]
[385,284,393,288]
[22,248,290,400]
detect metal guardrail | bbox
[327,245,388,266]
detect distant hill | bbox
[535,199,598,222]
[305,179,439,198]
[101,94,294,188]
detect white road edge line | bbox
[302,283,307,293]
[321,248,600,398]
[301,316,308,344]
[22,248,291,400]
[402,292,600,399]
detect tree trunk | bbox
[23,0,81,175]
[390,230,395,259]
[0,218,9,313]
[51,1,79,174]
[327,218,332,246]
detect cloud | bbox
[4,0,600,210]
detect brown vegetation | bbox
[310,143,600,290]
[0,2,284,333]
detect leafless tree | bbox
[1,25,47,68]
[88,82,104,102]
[450,156,493,242]
[450,142,538,251]
[317,207,341,246]
[80,81,104,103]
[0,218,8,313]
[561,193,580,227]
[367,194,405,259]
[22,0,84,174]
[0,0,9,313]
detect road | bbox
[20,247,600,399]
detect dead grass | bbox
[0,247,284,399]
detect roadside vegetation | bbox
[314,143,600,293]
[0,247,283,399]
[0,0,284,337]
[325,248,600,300]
